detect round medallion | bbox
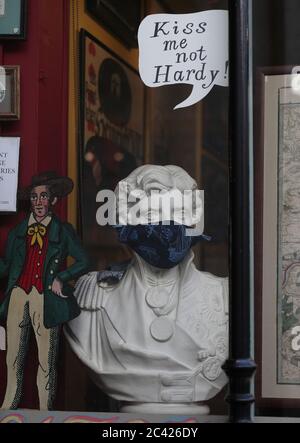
[146,289,169,309]
[150,317,175,342]
[202,357,222,381]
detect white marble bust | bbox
[64,165,228,414]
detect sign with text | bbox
[138,10,229,109]
[0,137,20,212]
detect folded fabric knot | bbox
[27,224,47,249]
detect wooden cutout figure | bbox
[0,172,89,410]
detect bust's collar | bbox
[133,250,195,287]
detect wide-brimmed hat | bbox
[18,171,74,200]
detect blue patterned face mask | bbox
[114,224,210,269]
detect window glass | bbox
[66,0,230,416]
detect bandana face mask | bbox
[115,224,209,269]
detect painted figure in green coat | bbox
[0,172,89,410]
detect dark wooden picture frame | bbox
[0,0,27,40]
[0,66,20,121]
[78,29,145,268]
[255,66,300,412]
[85,0,141,48]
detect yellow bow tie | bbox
[27,224,47,249]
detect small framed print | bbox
[0,66,20,121]
[0,0,27,40]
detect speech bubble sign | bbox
[138,10,229,109]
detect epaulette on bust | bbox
[97,260,132,287]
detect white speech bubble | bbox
[138,10,229,109]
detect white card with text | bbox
[0,137,20,212]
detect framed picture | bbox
[0,66,20,121]
[85,0,141,48]
[0,0,27,40]
[255,66,300,409]
[79,30,145,268]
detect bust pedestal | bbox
[120,402,210,415]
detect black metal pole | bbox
[222,0,256,423]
